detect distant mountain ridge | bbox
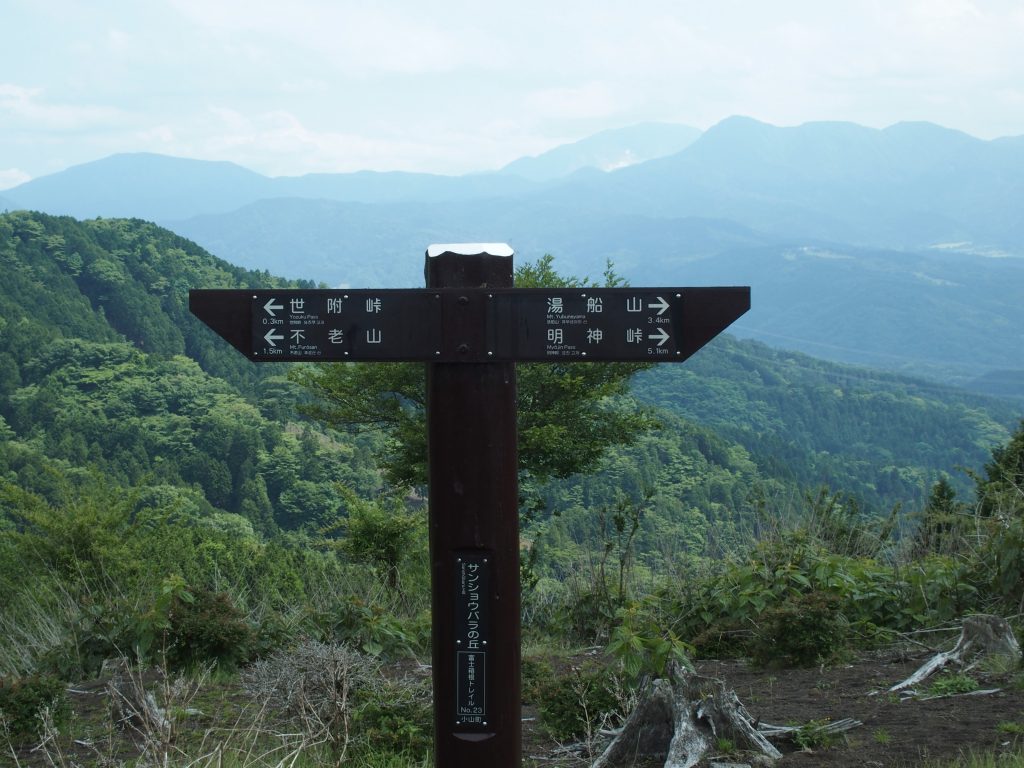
[7,153,273,221]
[8,116,1022,252]
[498,122,702,180]
[3,153,544,221]
[5,117,1022,395]
[3,121,704,220]
[535,117,1024,248]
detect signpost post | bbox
[190,243,750,768]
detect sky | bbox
[2,0,1023,189]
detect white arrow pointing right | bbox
[648,296,670,315]
[648,327,670,347]
[264,329,284,347]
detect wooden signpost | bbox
[190,243,750,768]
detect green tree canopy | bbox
[291,256,659,488]
[976,419,1024,517]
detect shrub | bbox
[0,674,68,742]
[748,591,847,668]
[521,655,556,705]
[534,662,626,741]
[136,578,254,670]
[352,675,433,760]
[163,586,254,670]
[690,621,750,659]
[243,640,379,758]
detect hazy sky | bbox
[3,0,1023,189]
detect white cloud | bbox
[3,0,1024,178]
[0,168,31,191]
[167,0,508,75]
[0,84,125,131]
[179,107,463,175]
[521,83,625,122]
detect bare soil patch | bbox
[523,651,1024,767]
[6,651,1023,766]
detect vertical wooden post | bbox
[426,247,521,767]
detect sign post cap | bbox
[426,243,514,258]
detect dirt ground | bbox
[6,649,1023,767]
[523,650,1024,767]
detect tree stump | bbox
[890,614,1022,693]
[592,662,782,768]
[105,658,171,737]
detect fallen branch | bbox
[756,718,862,742]
[889,614,1021,693]
[914,687,1002,702]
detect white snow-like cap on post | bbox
[426,243,514,258]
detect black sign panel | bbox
[487,289,680,361]
[250,290,442,361]
[454,552,490,728]
[189,286,749,363]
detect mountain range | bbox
[3,116,1022,397]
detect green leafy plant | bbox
[928,672,979,697]
[137,576,254,670]
[163,585,254,670]
[326,596,417,657]
[0,673,69,742]
[607,599,691,679]
[792,718,839,751]
[326,486,425,594]
[715,736,737,754]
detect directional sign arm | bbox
[676,287,751,360]
[189,286,750,363]
[189,289,253,357]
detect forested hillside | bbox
[1,211,1022,766]
[634,337,1017,507]
[0,212,384,532]
[4,211,1014,533]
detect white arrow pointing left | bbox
[648,296,670,315]
[264,329,284,347]
[648,328,670,347]
[264,298,284,316]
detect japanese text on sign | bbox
[455,553,491,727]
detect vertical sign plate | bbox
[455,552,491,728]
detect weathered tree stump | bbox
[104,658,171,737]
[592,662,782,768]
[890,614,1022,693]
